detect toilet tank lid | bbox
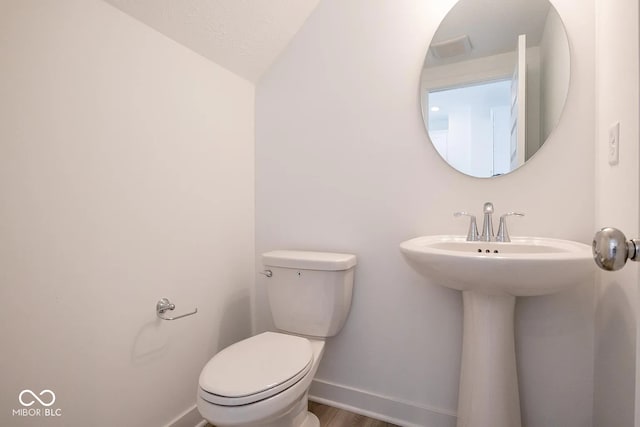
[263,250,356,271]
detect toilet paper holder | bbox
[156,298,198,320]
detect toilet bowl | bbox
[197,332,325,427]
[197,250,356,427]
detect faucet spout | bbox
[481,202,494,241]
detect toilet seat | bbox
[199,332,313,407]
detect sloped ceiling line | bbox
[103,0,320,82]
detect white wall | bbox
[0,1,254,426]
[593,0,639,425]
[256,0,595,426]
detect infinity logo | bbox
[18,390,56,407]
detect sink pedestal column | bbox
[457,291,521,427]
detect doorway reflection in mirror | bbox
[420,0,570,178]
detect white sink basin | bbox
[400,235,594,296]
[399,234,595,427]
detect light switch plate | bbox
[608,121,620,166]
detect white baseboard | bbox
[166,381,457,427]
[309,378,457,427]
[165,404,207,427]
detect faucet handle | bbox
[496,212,524,242]
[454,212,479,241]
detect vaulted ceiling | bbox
[103,0,320,82]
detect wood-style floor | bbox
[308,401,400,426]
[206,401,399,426]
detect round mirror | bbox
[420,0,570,178]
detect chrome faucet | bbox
[455,202,524,242]
[496,212,525,242]
[480,202,494,241]
[454,212,479,241]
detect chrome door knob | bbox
[592,227,640,271]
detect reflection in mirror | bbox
[420,0,570,178]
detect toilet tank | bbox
[262,250,357,338]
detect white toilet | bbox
[197,250,357,427]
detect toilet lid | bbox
[199,332,313,406]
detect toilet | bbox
[197,250,357,427]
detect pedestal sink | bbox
[399,235,594,427]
